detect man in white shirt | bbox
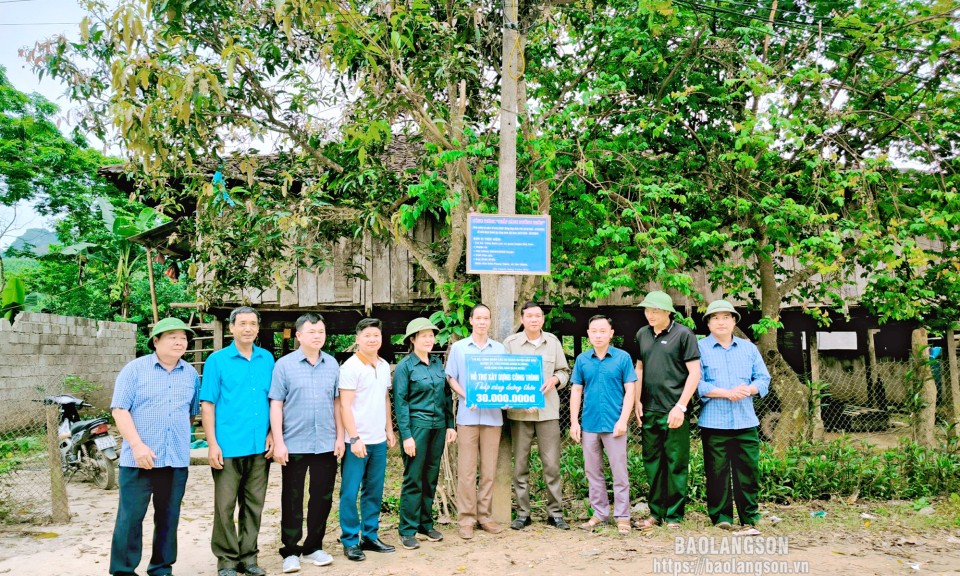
[338,318,397,561]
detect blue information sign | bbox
[467,214,551,275]
[465,355,544,409]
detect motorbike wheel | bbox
[86,445,117,490]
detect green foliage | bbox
[0,66,115,213]
[63,375,101,397]
[0,276,26,321]
[23,0,960,368]
[904,344,933,426]
[1,67,191,344]
[551,437,960,507]
[426,282,478,347]
[0,434,44,476]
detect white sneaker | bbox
[282,555,301,573]
[303,549,334,566]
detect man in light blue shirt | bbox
[446,303,506,539]
[200,307,275,576]
[109,318,200,576]
[697,300,771,530]
[270,313,344,572]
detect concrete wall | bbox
[0,313,136,431]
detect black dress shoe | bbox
[360,538,396,553]
[511,516,532,530]
[547,516,571,530]
[344,545,366,561]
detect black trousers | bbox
[110,466,188,576]
[398,427,446,537]
[701,427,761,526]
[279,452,337,558]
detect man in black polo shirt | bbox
[634,291,701,530]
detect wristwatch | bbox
[675,403,687,413]
[350,436,360,443]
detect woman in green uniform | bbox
[393,318,457,550]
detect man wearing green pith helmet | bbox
[633,291,701,530]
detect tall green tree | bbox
[1,65,187,329]
[532,0,959,445]
[29,0,960,444]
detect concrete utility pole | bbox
[486,0,521,525]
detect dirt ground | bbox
[1,464,960,576]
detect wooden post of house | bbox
[911,328,937,447]
[145,248,159,324]
[866,328,884,409]
[808,331,824,440]
[945,327,960,439]
[212,319,224,352]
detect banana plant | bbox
[0,276,39,321]
[59,198,160,319]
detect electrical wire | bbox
[0,22,79,26]
[505,0,525,80]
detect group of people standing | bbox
[106,291,770,576]
[571,291,771,537]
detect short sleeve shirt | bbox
[636,322,700,413]
[445,336,506,427]
[269,348,339,454]
[199,342,275,458]
[339,354,391,444]
[570,346,637,434]
[111,354,200,468]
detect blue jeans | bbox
[110,466,188,576]
[338,441,387,546]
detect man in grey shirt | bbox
[270,313,344,573]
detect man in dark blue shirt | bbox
[570,315,637,535]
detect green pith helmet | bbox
[703,300,741,323]
[403,317,440,342]
[147,317,196,349]
[638,290,677,314]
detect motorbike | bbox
[40,394,119,490]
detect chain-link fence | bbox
[0,372,118,524]
[0,375,69,523]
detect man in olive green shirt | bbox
[503,302,571,530]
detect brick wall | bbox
[0,312,136,431]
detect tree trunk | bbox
[757,246,809,450]
[911,328,937,448]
